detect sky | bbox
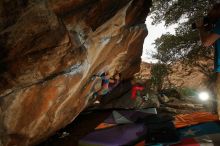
[141,15,178,63]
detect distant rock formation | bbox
[165,59,213,90]
[137,58,213,90]
[0,0,152,145]
[135,62,152,80]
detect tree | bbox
[153,29,213,64]
[149,0,216,84]
[150,63,169,91]
[150,0,215,64]
[151,0,212,26]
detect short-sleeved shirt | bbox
[99,76,110,95]
[213,19,220,72]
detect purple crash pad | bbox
[79,123,146,146]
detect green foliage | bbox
[150,63,169,91]
[153,28,213,64]
[176,87,197,97]
[150,0,215,77]
[151,0,211,26]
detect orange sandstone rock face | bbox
[0,0,151,145]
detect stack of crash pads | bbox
[135,112,220,146]
[174,112,219,128]
[171,121,220,146]
[79,108,157,146]
[172,112,220,146]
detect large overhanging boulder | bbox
[0,0,151,145]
